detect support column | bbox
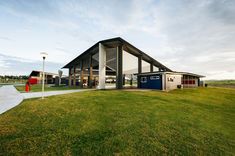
[45,74,47,84]
[116,44,123,89]
[69,68,72,87]
[162,73,165,91]
[138,56,142,74]
[98,43,106,89]
[187,75,189,88]
[130,74,133,86]
[137,56,142,88]
[122,74,125,86]
[80,61,84,88]
[88,55,93,88]
[150,63,154,72]
[73,65,76,86]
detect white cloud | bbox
[0,53,65,76]
[0,0,234,79]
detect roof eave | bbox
[62,37,172,72]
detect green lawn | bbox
[15,84,82,92]
[0,88,234,155]
[206,79,235,88]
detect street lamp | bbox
[40,52,48,99]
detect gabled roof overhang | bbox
[62,37,172,72]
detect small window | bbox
[141,77,147,83]
[150,76,160,80]
[168,77,174,82]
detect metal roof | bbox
[62,37,172,71]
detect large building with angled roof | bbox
[63,37,204,90]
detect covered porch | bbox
[63,37,172,89]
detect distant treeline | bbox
[0,75,29,84]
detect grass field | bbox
[15,84,81,92]
[206,80,235,88]
[0,88,234,155]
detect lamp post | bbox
[40,52,48,99]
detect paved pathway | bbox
[0,85,23,114]
[21,89,94,99]
[0,85,94,114]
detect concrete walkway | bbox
[0,85,23,114]
[0,85,94,115]
[21,89,94,99]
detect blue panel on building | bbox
[139,74,162,90]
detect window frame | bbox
[150,75,160,80]
[140,77,147,83]
[168,77,174,82]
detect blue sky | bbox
[0,0,235,79]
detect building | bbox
[63,37,204,90]
[136,71,204,91]
[28,70,59,85]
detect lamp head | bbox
[40,52,48,59]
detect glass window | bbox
[168,77,174,82]
[150,76,160,80]
[141,77,147,83]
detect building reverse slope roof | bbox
[63,37,172,72]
